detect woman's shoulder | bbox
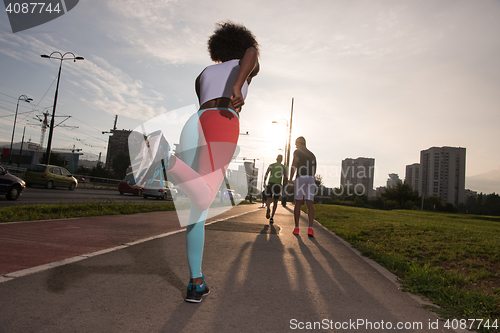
[210,59,240,67]
[201,59,239,74]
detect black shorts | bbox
[265,183,282,198]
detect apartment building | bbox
[405,163,420,191]
[419,146,466,205]
[340,157,375,197]
[387,173,401,188]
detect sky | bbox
[1,0,499,192]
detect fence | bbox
[68,174,121,190]
[2,165,121,190]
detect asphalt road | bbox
[0,205,463,332]
[0,186,170,207]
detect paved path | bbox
[0,204,461,332]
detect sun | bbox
[265,121,288,152]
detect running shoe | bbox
[308,227,314,237]
[185,276,210,303]
[269,217,274,224]
[293,227,299,235]
[266,207,270,219]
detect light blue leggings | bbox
[185,207,208,279]
[175,108,239,279]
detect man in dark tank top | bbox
[289,136,317,237]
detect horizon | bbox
[1,0,499,194]
[3,139,498,195]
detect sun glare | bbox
[266,121,288,152]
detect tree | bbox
[90,162,110,178]
[112,151,131,180]
[423,196,444,211]
[76,165,91,175]
[381,182,419,209]
[39,152,66,168]
[315,174,324,188]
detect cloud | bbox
[103,0,209,65]
[70,56,166,120]
[0,33,182,146]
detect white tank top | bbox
[198,59,249,106]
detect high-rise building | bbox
[419,146,466,205]
[405,163,420,191]
[387,173,401,188]
[340,157,375,197]
[105,129,132,170]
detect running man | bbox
[289,136,317,237]
[263,154,287,223]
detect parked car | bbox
[220,189,242,201]
[0,165,26,200]
[143,179,177,200]
[76,176,86,183]
[24,164,78,190]
[118,180,143,196]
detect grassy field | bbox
[310,204,500,332]
[0,199,176,223]
[0,199,255,223]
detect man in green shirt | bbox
[263,154,288,223]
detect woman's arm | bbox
[231,47,259,110]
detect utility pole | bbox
[17,127,26,167]
[286,98,294,171]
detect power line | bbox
[0,110,34,118]
[0,98,35,111]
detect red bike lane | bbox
[0,204,260,277]
[0,211,183,276]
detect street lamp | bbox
[272,98,294,174]
[9,95,32,165]
[41,51,84,165]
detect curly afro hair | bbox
[207,21,260,62]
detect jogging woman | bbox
[169,22,259,302]
[130,21,259,302]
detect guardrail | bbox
[2,165,26,178]
[1,166,121,190]
[72,174,121,190]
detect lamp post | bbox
[272,98,294,173]
[272,98,294,207]
[9,94,32,165]
[41,51,84,165]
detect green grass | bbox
[0,199,256,223]
[0,199,176,223]
[309,204,500,333]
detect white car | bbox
[220,189,242,201]
[143,180,177,200]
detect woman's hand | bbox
[231,87,245,110]
[230,47,259,112]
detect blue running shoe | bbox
[185,275,210,303]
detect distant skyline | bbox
[1,0,499,194]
